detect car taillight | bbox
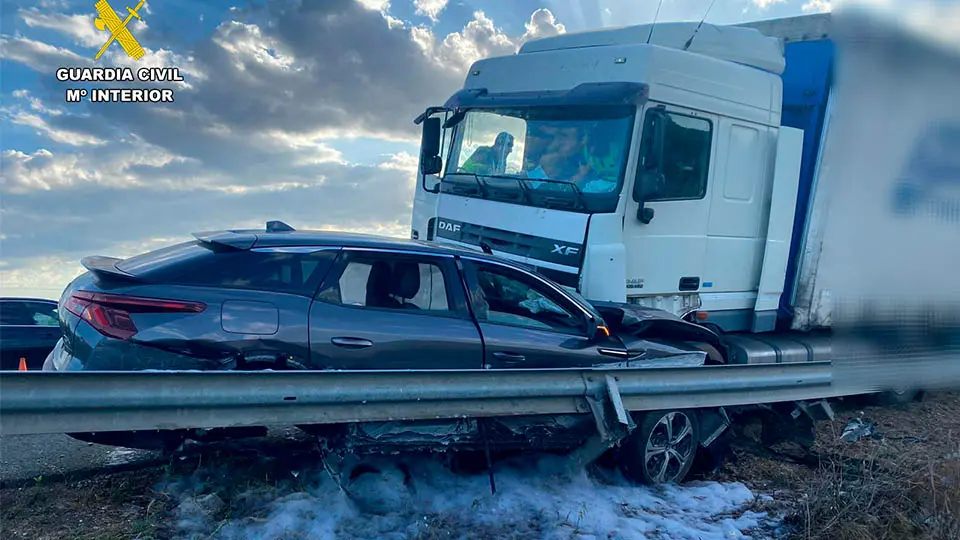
[64,291,206,340]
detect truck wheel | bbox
[617,410,700,485]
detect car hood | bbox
[589,300,724,353]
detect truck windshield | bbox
[442,105,636,214]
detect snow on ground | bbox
[167,453,779,540]
[105,447,145,466]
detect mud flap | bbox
[566,374,636,472]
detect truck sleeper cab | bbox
[412,15,842,367]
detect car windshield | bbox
[442,105,636,214]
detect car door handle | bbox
[331,337,373,349]
[493,352,525,362]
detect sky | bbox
[0,0,946,299]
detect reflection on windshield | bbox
[443,106,635,214]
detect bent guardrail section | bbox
[0,363,833,436]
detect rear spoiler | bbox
[192,230,257,250]
[80,256,139,283]
[191,221,295,251]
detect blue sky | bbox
[0,0,916,298]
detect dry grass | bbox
[786,442,960,539]
[0,467,173,540]
[722,392,960,540]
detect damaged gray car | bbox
[45,221,728,484]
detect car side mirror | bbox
[585,314,610,342]
[420,117,443,176]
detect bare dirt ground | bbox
[2,394,958,540]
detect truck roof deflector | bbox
[443,82,650,110]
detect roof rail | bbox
[266,221,295,233]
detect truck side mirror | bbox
[420,117,443,176]
[634,171,665,224]
[633,109,668,224]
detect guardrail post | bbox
[566,375,636,471]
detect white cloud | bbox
[0,236,192,300]
[264,131,347,166]
[753,0,788,9]
[19,8,103,48]
[378,151,419,188]
[435,11,516,71]
[427,9,567,72]
[103,46,203,88]
[9,113,106,146]
[378,151,419,172]
[355,0,390,11]
[10,89,64,116]
[1,149,94,191]
[212,22,299,72]
[803,0,833,12]
[415,0,449,22]
[521,8,567,42]
[0,143,191,193]
[0,35,89,73]
[0,254,85,300]
[0,4,571,294]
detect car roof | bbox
[193,226,518,266]
[0,297,58,304]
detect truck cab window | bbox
[455,113,526,176]
[444,106,635,214]
[639,110,712,201]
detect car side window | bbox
[0,302,58,326]
[471,263,585,334]
[317,252,454,316]
[27,303,59,327]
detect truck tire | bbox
[617,409,700,485]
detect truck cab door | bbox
[623,104,717,310]
[412,107,451,243]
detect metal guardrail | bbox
[0,363,832,436]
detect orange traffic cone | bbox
[18,357,28,371]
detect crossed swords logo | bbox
[93,0,146,60]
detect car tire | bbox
[617,409,700,485]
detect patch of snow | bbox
[105,447,143,466]
[172,454,777,539]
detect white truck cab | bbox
[413,20,803,335]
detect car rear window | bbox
[117,241,211,276]
[118,241,339,296]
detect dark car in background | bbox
[45,221,725,484]
[0,298,62,370]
